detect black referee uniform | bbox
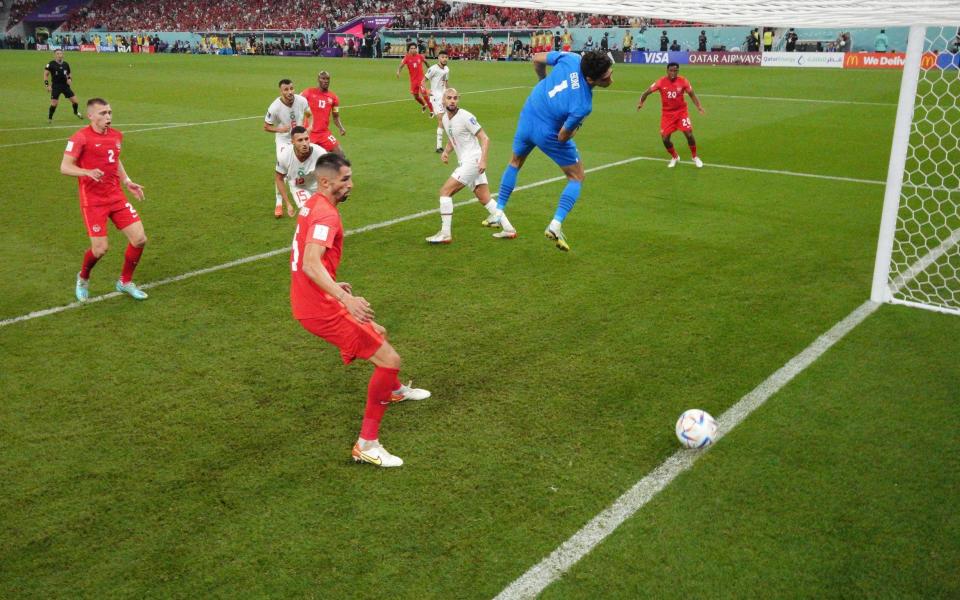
[44,57,81,121]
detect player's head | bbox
[86,98,112,130]
[278,78,294,101]
[581,50,614,88]
[317,70,330,90]
[407,43,417,55]
[291,126,310,154]
[662,30,667,35]
[443,88,459,113]
[314,153,353,203]
[666,62,680,79]
[54,49,64,60]
[438,50,448,66]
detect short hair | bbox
[318,70,330,77]
[290,125,308,137]
[580,50,613,81]
[278,78,292,87]
[86,97,108,108]
[667,62,680,69]
[315,153,351,177]
[407,43,417,50]
[438,50,448,56]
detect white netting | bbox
[887,27,960,314]
[463,0,960,27]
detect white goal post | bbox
[461,0,960,315]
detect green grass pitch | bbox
[1,51,958,598]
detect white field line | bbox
[0,86,526,150]
[0,122,188,132]
[608,89,896,107]
[0,155,634,329]
[494,299,879,600]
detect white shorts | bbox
[288,184,313,208]
[452,160,488,189]
[431,92,444,112]
[276,140,290,162]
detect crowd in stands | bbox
[49,0,695,34]
[6,0,41,30]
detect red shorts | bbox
[81,196,140,237]
[661,111,693,136]
[410,79,427,95]
[309,130,339,151]
[299,312,384,365]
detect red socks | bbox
[667,146,679,159]
[120,244,144,284]
[360,366,401,440]
[689,145,698,158]
[79,249,101,279]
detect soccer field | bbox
[1,52,958,598]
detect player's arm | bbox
[43,66,51,91]
[60,153,104,181]
[332,106,346,135]
[274,170,292,207]
[301,243,373,322]
[263,120,289,134]
[440,138,453,163]
[396,58,406,78]
[117,160,145,200]
[531,52,551,80]
[476,129,490,173]
[636,85,655,109]
[688,88,706,114]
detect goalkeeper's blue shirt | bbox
[521,51,593,133]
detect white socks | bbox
[487,204,516,232]
[436,127,444,150]
[275,192,282,207]
[439,196,453,234]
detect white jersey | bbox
[265,94,310,144]
[275,143,328,206]
[442,108,483,163]
[425,64,449,93]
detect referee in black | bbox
[43,49,82,123]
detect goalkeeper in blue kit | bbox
[487,50,613,251]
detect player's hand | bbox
[45,85,51,92]
[343,294,374,323]
[339,127,346,136]
[478,159,487,174]
[440,151,449,164]
[126,180,145,200]
[337,281,353,294]
[636,101,645,110]
[286,201,296,217]
[697,106,706,115]
[86,168,105,181]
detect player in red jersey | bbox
[60,98,149,302]
[396,43,434,115]
[290,153,431,468]
[637,62,706,168]
[301,70,346,157]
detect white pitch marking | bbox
[0,86,527,149]
[609,88,896,107]
[0,122,188,132]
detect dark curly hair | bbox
[580,50,612,81]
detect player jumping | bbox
[61,98,149,302]
[264,78,311,217]
[490,50,613,251]
[396,43,434,116]
[426,88,517,244]
[301,70,346,158]
[637,62,706,168]
[290,153,431,468]
[425,50,450,152]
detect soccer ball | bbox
[675,409,718,449]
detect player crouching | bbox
[427,88,517,244]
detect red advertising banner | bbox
[79,44,97,52]
[844,52,906,69]
[689,51,761,66]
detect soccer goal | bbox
[871,25,960,316]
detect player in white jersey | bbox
[264,78,311,218]
[426,88,517,244]
[275,126,329,210]
[425,50,450,152]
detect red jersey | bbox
[301,87,340,134]
[290,192,345,319]
[401,53,427,82]
[650,76,692,114]
[64,125,125,206]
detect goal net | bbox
[872,26,960,315]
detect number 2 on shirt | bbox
[107,149,116,163]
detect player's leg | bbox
[48,90,60,122]
[427,176,466,243]
[274,142,287,217]
[115,217,148,300]
[433,97,444,151]
[316,132,346,159]
[420,85,435,116]
[476,180,517,238]
[76,234,108,301]
[682,128,703,167]
[662,131,680,167]
[542,160,584,251]
[67,92,81,119]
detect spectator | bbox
[785,28,798,51]
[669,39,680,51]
[763,28,773,51]
[660,30,668,51]
[875,29,889,52]
[698,30,707,51]
[583,35,594,52]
